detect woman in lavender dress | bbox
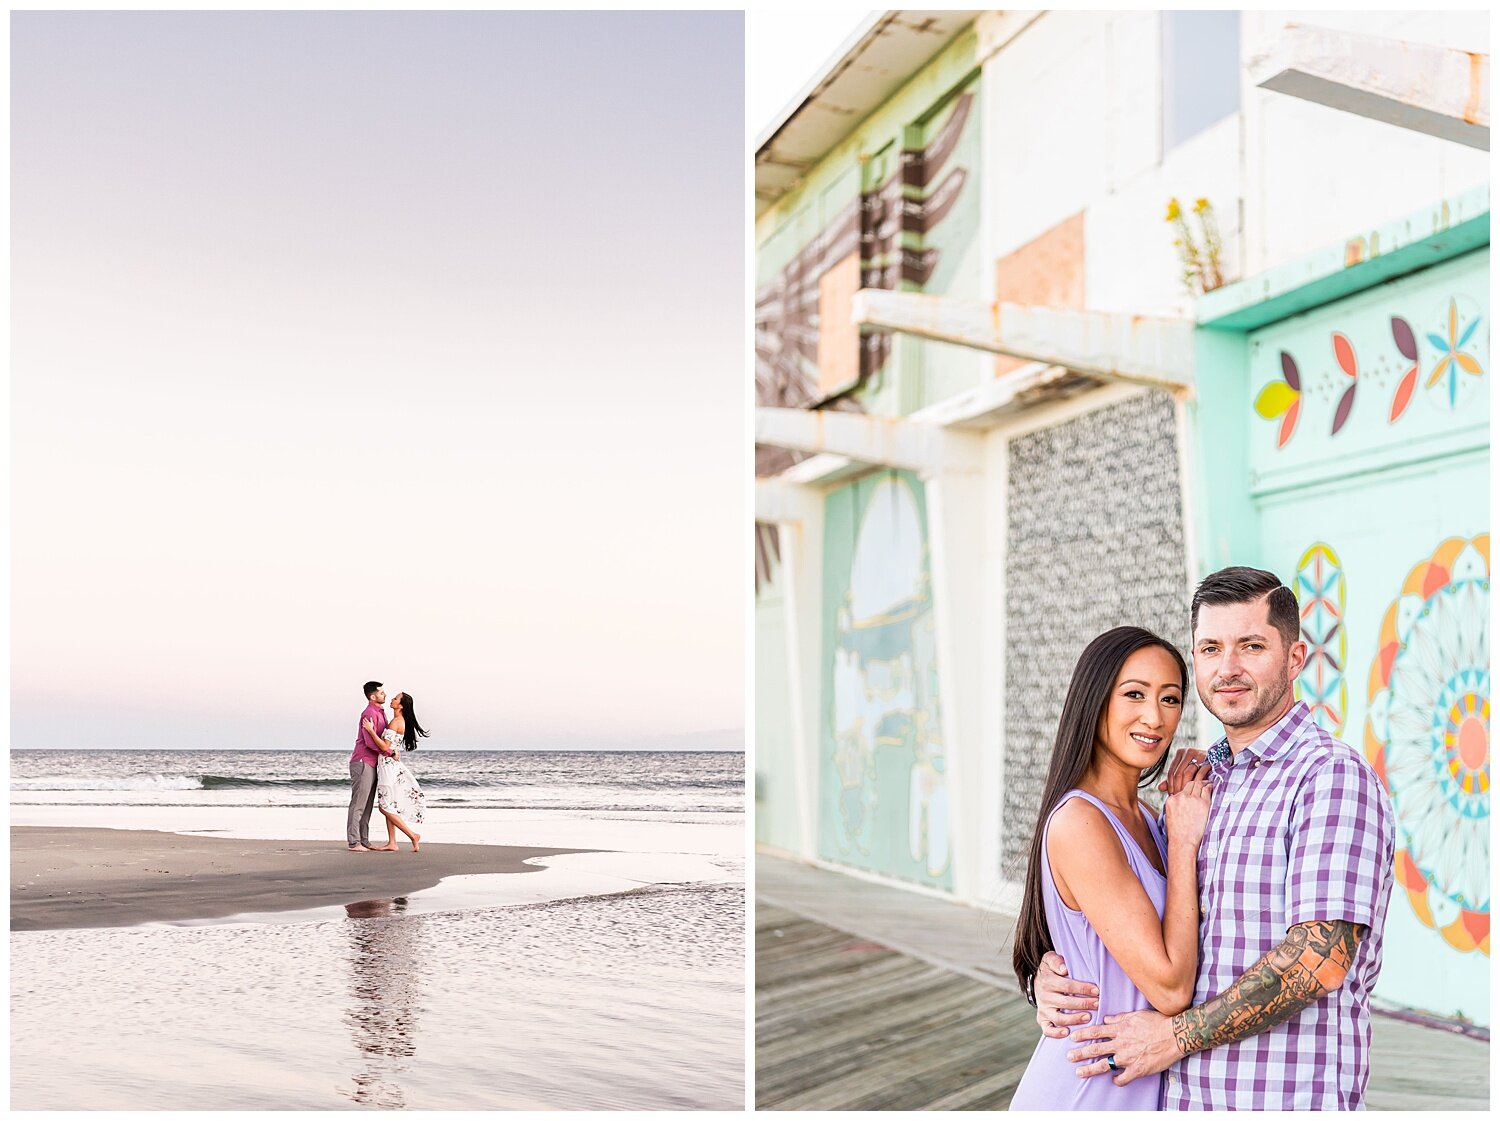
[1009,627,1211,1110]
[361,691,429,852]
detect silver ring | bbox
[1106,1054,1118,1072]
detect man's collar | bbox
[1206,738,1233,781]
[1207,699,1311,776]
[1248,700,1311,762]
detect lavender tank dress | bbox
[1009,790,1169,1111]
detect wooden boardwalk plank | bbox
[757,905,1031,1111]
[755,900,1489,1111]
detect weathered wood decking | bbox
[755,855,1490,1112]
[756,905,1034,1110]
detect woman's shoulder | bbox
[1047,791,1108,832]
[1045,795,1128,868]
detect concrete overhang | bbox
[1249,23,1489,150]
[755,406,984,476]
[853,290,1196,394]
[755,10,977,217]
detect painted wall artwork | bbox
[1249,247,1490,1025]
[1248,251,1489,486]
[1295,542,1347,735]
[1365,535,1489,959]
[754,85,981,597]
[754,87,978,475]
[819,470,952,890]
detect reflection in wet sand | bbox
[13,883,743,1109]
[341,899,422,1108]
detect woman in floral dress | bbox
[360,691,429,851]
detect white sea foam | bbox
[11,775,202,792]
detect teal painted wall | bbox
[819,470,953,890]
[1238,247,1490,1025]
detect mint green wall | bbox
[1200,242,1490,1026]
[754,557,802,854]
[754,28,982,422]
[904,76,985,414]
[819,470,953,890]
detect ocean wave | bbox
[200,775,348,789]
[199,775,493,789]
[12,773,739,794]
[10,774,499,792]
[11,775,203,792]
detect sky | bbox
[746,9,874,138]
[10,11,745,751]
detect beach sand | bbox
[12,826,593,931]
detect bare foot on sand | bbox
[410,835,421,852]
[348,844,370,852]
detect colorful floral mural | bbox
[1253,350,1302,448]
[1389,316,1420,422]
[1296,542,1346,735]
[1239,249,1488,1028]
[1365,534,1490,956]
[1330,333,1359,435]
[1254,278,1488,450]
[1425,297,1486,409]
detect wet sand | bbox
[12,826,595,931]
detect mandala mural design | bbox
[1365,535,1490,955]
[1296,542,1346,734]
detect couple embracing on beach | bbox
[1008,566,1396,1111]
[347,680,429,853]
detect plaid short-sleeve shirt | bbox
[1164,701,1395,1110]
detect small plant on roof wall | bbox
[1166,196,1226,295]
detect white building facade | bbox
[755,9,1490,1027]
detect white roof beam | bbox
[754,477,825,524]
[755,406,984,475]
[1249,23,1489,150]
[852,290,1195,394]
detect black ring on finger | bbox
[1105,1054,1118,1072]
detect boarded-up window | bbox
[816,252,863,397]
[993,211,1086,377]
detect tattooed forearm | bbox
[1171,920,1364,1056]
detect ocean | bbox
[9,747,744,813]
[10,748,746,1110]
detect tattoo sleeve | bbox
[1171,920,1365,1056]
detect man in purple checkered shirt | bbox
[1031,567,1395,1109]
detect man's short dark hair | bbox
[363,680,383,699]
[1191,567,1300,650]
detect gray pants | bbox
[347,759,379,847]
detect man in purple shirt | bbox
[348,680,397,851]
[1032,567,1395,1109]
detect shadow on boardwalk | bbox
[755,854,1489,1111]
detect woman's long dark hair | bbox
[394,693,430,752]
[1011,626,1187,998]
